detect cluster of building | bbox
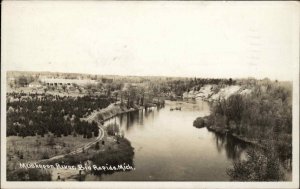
[40,78,98,87]
[26,78,98,88]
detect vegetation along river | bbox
[84,100,250,181]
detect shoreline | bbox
[7,102,146,181]
[99,106,150,124]
[191,94,263,148]
[206,125,266,149]
[86,103,157,125]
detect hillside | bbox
[183,84,252,102]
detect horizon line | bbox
[5,70,292,82]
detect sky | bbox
[2,1,299,80]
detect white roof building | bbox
[28,81,42,88]
[41,78,98,86]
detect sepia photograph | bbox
[1,1,299,188]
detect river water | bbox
[86,100,248,181]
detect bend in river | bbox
[86,100,248,181]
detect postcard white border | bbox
[1,1,299,188]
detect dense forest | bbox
[7,93,114,138]
[194,79,292,180]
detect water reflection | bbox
[105,108,157,134]
[138,111,144,126]
[98,101,248,181]
[109,108,248,162]
[213,132,248,160]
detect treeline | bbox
[195,79,292,180]
[8,75,36,88]
[97,76,235,99]
[210,81,291,159]
[7,93,114,138]
[149,78,235,97]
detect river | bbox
[83,100,249,181]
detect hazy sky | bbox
[2,1,299,80]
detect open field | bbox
[7,134,95,164]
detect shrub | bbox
[106,123,120,136]
[42,151,50,159]
[91,138,134,175]
[7,169,51,181]
[193,117,206,128]
[95,142,100,150]
[227,148,284,181]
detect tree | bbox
[112,91,119,103]
[227,148,284,181]
[47,135,55,147]
[8,81,15,89]
[95,142,100,150]
[62,85,67,92]
[229,78,233,85]
[17,76,29,87]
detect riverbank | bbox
[45,137,134,181]
[189,84,265,148]
[7,101,141,181]
[193,114,266,149]
[84,102,156,124]
[44,102,140,181]
[206,125,265,149]
[183,84,252,102]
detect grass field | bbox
[7,134,96,164]
[6,133,127,181]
